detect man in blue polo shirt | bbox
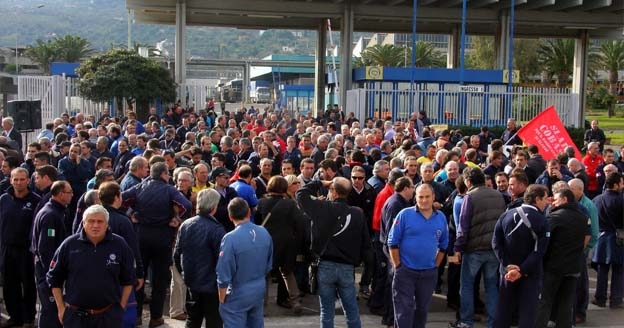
[388,183,448,328]
[230,165,258,223]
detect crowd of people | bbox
[0,102,622,328]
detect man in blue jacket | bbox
[492,184,550,328]
[0,168,41,328]
[122,162,192,328]
[217,198,272,328]
[47,205,136,328]
[31,181,73,328]
[174,189,226,328]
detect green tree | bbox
[513,39,541,82]
[466,36,495,69]
[359,44,406,67]
[77,49,176,120]
[413,41,445,68]
[25,35,94,74]
[24,39,58,74]
[353,42,444,68]
[537,39,574,88]
[597,40,624,95]
[3,64,19,74]
[54,35,94,62]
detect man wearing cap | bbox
[211,166,238,232]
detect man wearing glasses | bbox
[347,166,377,303]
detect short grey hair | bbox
[197,189,221,213]
[129,156,147,173]
[150,162,169,179]
[221,136,233,147]
[82,204,109,223]
[2,117,14,126]
[373,160,389,175]
[84,189,101,207]
[176,169,194,184]
[317,135,330,144]
[325,148,338,159]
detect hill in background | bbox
[0,0,319,60]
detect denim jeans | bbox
[459,250,499,328]
[317,260,361,328]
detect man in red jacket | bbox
[581,142,604,199]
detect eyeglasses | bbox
[351,176,365,180]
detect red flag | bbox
[517,106,581,160]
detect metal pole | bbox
[410,0,418,114]
[508,0,515,88]
[460,0,467,85]
[127,9,132,50]
[15,36,19,74]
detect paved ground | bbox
[139,265,624,328]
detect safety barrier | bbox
[347,85,580,127]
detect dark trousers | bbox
[35,259,61,328]
[494,275,540,328]
[62,303,124,328]
[359,236,376,289]
[392,266,437,328]
[536,272,578,328]
[574,251,590,319]
[437,256,447,291]
[137,227,173,319]
[294,260,310,294]
[446,263,461,307]
[595,262,624,306]
[383,263,395,324]
[3,247,36,324]
[368,238,387,310]
[185,290,222,328]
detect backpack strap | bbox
[513,207,538,252]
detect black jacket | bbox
[257,196,308,271]
[544,202,590,274]
[296,181,370,266]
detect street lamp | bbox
[15,4,45,74]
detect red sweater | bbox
[582,154,603,192]
[372,184,394,232]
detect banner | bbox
[516,105,581,160]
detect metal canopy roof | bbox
[127,0,623,38]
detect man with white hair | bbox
[567,158,589,191]
[2,117,22,151]
[47,205,136,327]
[174,189,226,328]
[367,160,390,193]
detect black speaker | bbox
[5,100,42,131]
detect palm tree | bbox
[413,41,446,68]
[353,42,445,68]
[24,39,58,74]
[54,35,94,62]
[597,40,624,95]
[537,39,574,88]
[360,44,406,67]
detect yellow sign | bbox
[365,66,383,80]
[503,70,520,84]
